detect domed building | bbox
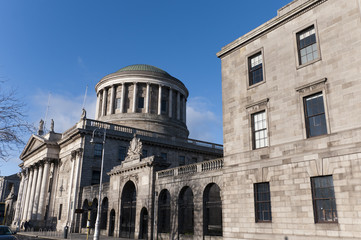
[95,64,189,138]
[12,64,223,239]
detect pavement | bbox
[17,232,132,240]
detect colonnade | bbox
[12,159,55,227]
[95,82,187,123]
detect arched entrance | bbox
[109,209,115,236]
[120,181,136,238]
[139,208,148,239]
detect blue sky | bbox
[0,0,290,176]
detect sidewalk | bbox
[17,232,132,240]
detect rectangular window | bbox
[297,25,319,65]
[118,146,127,162]
[304,93,327,138]
[254,182,272,222]
[58,204,63,220]
[94,143,102,157]
[116,98,121,109]
[91,170,101,185]
[142,149,148,157]
[161,152,167,161]
[311,176,338,223]
[138,97,144,109]
[161,99,167,113]
[248,52,263,86]
[179,156,185,166]
[252,111,268,149]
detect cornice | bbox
[217,0,328,58]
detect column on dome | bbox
[177,91,181,120]
[32,162,44,217]
[95,92,101,118]
[132,82,137,113]
[12,171,25,226]
[102,88,108,116]
[22,168,33,222]
[183,97,186,123]
[109,85,116,114]
[158,85,162,115]
[145,83,150,113]
[169,88,173,118]
[120,83,125,113]
[37,159,51,220]
[27,165,39,220]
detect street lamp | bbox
[90,128,106,240]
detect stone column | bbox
[120,83,125,113]
[132,82,137,113]
[145,83,150,113]
[27,165,39,220]
[32,162,44,217]
[177,91,181,120]
[66,156,76,225]
[109,85,116,114]
[158,85,162,115]
[183,97,186,123]
[169,88,173,118]
[95,92,100,118]
[69,149,83,231]
[102,88,108,116]
[22,168,33,222]
[12,171,25,226]
[37,160,51,220]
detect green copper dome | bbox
[116,64,171,76]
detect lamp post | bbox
[90,128,106,240]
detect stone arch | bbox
[139,207,148,239]
[90,198,98,228]
[108,209,115,236]
[203,183,222,236]
[120,181,136,238]
[100,197,108,229]
[81,199,89,228]
[157,189,171,234]
[178,186,194,235]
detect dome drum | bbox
[95,65,189,138]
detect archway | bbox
[157,189,170,233]
[90,198,98,228]
[108,209,115,236]
[100,197,108,230]
[178,186,194,235]
[120,181,136,238]
[81,199,89,228]
[203,183,222,236]
[139,207,148,239]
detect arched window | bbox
[178,186,194,235]
[100,197,108,229]
[203,183,222,236]
[90,198,98,228]
[120,181,136,238]
[81,199,89,228]
[109,209,115,236]
[158,189,171,233]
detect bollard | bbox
[63,226,69,239]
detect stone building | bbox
[0,174,20,225]
[12,64,223,240]
[10,0,361,239]
[217,0,361,239]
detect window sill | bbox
[296,57,321,70]
[247,80,266,90]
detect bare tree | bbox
[0,84,33,162]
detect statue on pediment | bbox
[127,134,142,157]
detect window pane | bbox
[311,176,337,223]
[304,93,327,138]
[249,52,264,85]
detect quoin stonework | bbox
[3,0,361,240]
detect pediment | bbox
[20,135,46,159]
